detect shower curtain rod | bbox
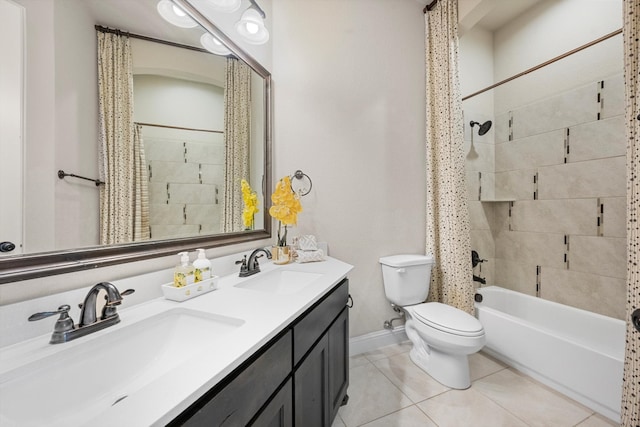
[95,25,210,55]
[462,28,622,101]
[135,122,223,134]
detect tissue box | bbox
[161,276,219,302]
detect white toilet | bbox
[379,254,485,389]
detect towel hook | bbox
[290,170,312,197]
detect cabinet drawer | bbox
[293,279,348,365]
[178,330,292,427]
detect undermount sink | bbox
[0,308,244,427]
[235,269,322,295]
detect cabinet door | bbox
[294,334,329,427]
[328,308,349,421]
[176,330,292,427]
[250,379,293,427]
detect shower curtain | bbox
[424,0,474,315]
[97,31,149,244]
[622,0,640,424]
[221,57,251,233]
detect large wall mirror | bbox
[0,0,271,284]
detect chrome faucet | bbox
[237,247,272,277]
[29,282,134,344]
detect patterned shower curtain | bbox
[221,57,251,233]
[424,0,474,315]
[97,31,149,244]
[622,0,640,424]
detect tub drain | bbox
[112,395,128,406]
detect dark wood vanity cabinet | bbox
[170,278,349,427]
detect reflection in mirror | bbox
[0,0,271,283]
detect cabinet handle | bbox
[346,294,353,308]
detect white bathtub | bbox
[475,286,626,422]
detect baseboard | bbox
[349,326,408,356]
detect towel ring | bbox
[290,170,312,197]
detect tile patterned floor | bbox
[332,342,618,427]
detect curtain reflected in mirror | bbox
[222,57,252,232]
[97,30,150,245]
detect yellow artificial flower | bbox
[241,179,259,229]
[269,176,302,245]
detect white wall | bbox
[493,0,622,113]
[272,0,426,337]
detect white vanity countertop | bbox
[0,256,353,427]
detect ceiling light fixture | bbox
[235,0,269,45]
[200,33,232,56]
[201,0,242,13]
[157,0,198,28]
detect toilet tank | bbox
[379,254,435,306]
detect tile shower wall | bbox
[467,74,626,320]
[145,130,224,240]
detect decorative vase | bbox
[272,245,292,265]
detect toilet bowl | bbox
[379,254,485,389]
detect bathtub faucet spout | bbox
[473,274,486,285]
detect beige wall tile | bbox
[200,164,224,185]
[541,267,626,319]
[489,202,510,233]
[537,157,626,200]
[569,236,626,279]
[495,112,510,143]
[495,169,534,200]
[601,197,626,238]
[149,203,184,225]
[185,140,224,164]
[466,170,480,201]
[185,204,219,225]
[600,73,624,119]
[512,83,597,139]
[469,201,493,231]
[471,229,495,260]
[495,130,565,172]
[480,171,495,200]
[495,230,565,269]
[149,182,169,204]
[169,183,218,204]
[510,199,598,235]
[464,140,495,172]
[569,116,625,162]
[493,259,538,295]
[144,138,184,161]
[149,160,199,184]
[150,224,200,240]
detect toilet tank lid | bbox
[379,254,435,267]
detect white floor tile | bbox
[361,406,438,427]
[473,369,592,427]
[417,388,528,427]
[338,363,413,427]
[373,352,449,403]
[363,342,412,362]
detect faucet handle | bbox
[28,305,71,322]
[102,288,135,319]
[29,305,75,337]
[235,255,249,276]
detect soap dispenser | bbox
[193,249,212,282]
[174,252,195,288]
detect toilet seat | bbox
[412,302,484,337]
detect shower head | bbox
[470,120,492,136]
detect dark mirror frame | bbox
[0,0,272,284]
